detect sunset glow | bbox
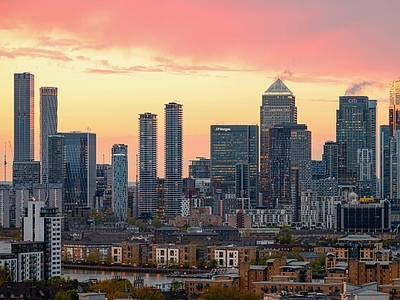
[1,1,399,180]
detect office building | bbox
[0,185,10,228]
[336,96,376,197]
[335,200,391,232]
[15,185,29,228]
[61,132,96,213]
[47,134,65,185]
[210,125,259,207]
[112,144,128,220]
[12,161,40,191]
[138,113,158,216]
[189,157,211,179]
[14,72,35,162]
[23,200,62,279]
[266,125,291,208]
[40,87,58,188]
[260,79,297,207]
[96,164,112,210]
[322,141,338,180]
[164,102,183,216]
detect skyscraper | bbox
[164,102,183,216]
[61,132,96,213]
[210,125,259,207]
[14,72,35,162]
[112,144,128,220]
[379,126,390,199]
[40,87,58,188]
[260,78,297,206]
[389,80,400,136]
[336,96,376,197]
[138,113,158,216]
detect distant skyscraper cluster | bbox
[7,71,400,230]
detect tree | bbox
[9,229,21,241]
[55,289,79,300]
[199,286,262,300]
[208,259,218,269]
[131,286,164,300]
[151,217,163,228]
[0,266,10,285]
[86,252,101,264]
[92,278,133,299]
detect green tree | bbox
[86,252,101,264]
[92,278,133,299]
[55,289,79,300]
[208,259,218,269]
[10,229,21,241]
[151,217,163,228]
[0,266,10,285]
[200,286,261,300]
[131,286,164,300]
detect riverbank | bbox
[62,263,209,274]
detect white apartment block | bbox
[215,248,238,268]
[300,191,319,228]
[155,246,179,266]
[111,246,123,264]
[18,252,44,281]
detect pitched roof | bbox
[264,78,293,94]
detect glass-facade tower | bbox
[210,125,259,207]
[260,79,297,207]
[14,72,35,162]
[164,102,183,216]
[336,96,376,197]
[61,132,96,213]
[40,87,58,188]
[112,144,128,220]
[138,113,158,216]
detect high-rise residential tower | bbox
[40,87,58,188]
[380,125,391,199]
[336,96,376,197]
[14,72,35,162]
[260,79,297,207]
[60,132,96,213]
[210,125,259,207]
[164,102,183,216]
[112,144,128,220]
[138,113,158,216]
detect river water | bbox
[62,268,174,287]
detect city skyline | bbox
[1,1,399,181]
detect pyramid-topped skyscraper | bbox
[260,78,297,207]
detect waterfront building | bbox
[164,102,183,216]
[14,72,35,162]
[112,144,128,220]
[40,87,58,188]
[210,125,259,208]
[138,113,158,216]
[23,200,62,279]
[60,132,96,213]
[260,79,297,207]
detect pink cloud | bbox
[0,1,399,80]
[0,46,72,61]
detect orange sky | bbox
[0,1,398,181]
